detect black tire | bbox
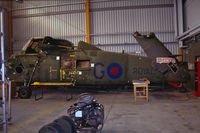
[18,87,32,99]
[38,122,61,133]
[60,116,77,133]
[53,117,72,133]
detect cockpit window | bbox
[23,36,74,53]
[25,39,42,53]
[43,36,74,49]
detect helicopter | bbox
[5,32,190,98]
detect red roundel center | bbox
[110,67,119,75]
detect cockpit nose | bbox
[6,56,20,79]
[5,54,26,80]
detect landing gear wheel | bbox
[18,87,32,99]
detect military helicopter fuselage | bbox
[6,33,190,98]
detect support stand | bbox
[0,8,7,133]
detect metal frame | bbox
[173,0,178,37]
[173,0,184,47]
[8,81,12,123]
[1,8,7,133]
[0,8,12,133]
[12,4,173,19]
[9,0,13,56]
[175,0,200,44]
[177,24,200,41]
[11,0,122,11]
[12,0,169,11]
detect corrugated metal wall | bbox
[12,0,177,55]
[12,0,86,52]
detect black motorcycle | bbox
[67,93,104,133]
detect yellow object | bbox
[31,82,73,86]
[179,48,182,62]
[57,45,72,49]
[60,69,66,80]
[69,54,75,57]
[132,79,150,102]
[86,0,90,44]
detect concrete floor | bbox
[1,89,200,133]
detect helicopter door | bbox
[39,55,60,82]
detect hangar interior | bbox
[0,0,200,133]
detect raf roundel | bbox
[107,63,123,79]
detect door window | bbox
[76,60,90,69]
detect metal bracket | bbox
[27,59,40,87]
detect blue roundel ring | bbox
[107,63,123,79]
